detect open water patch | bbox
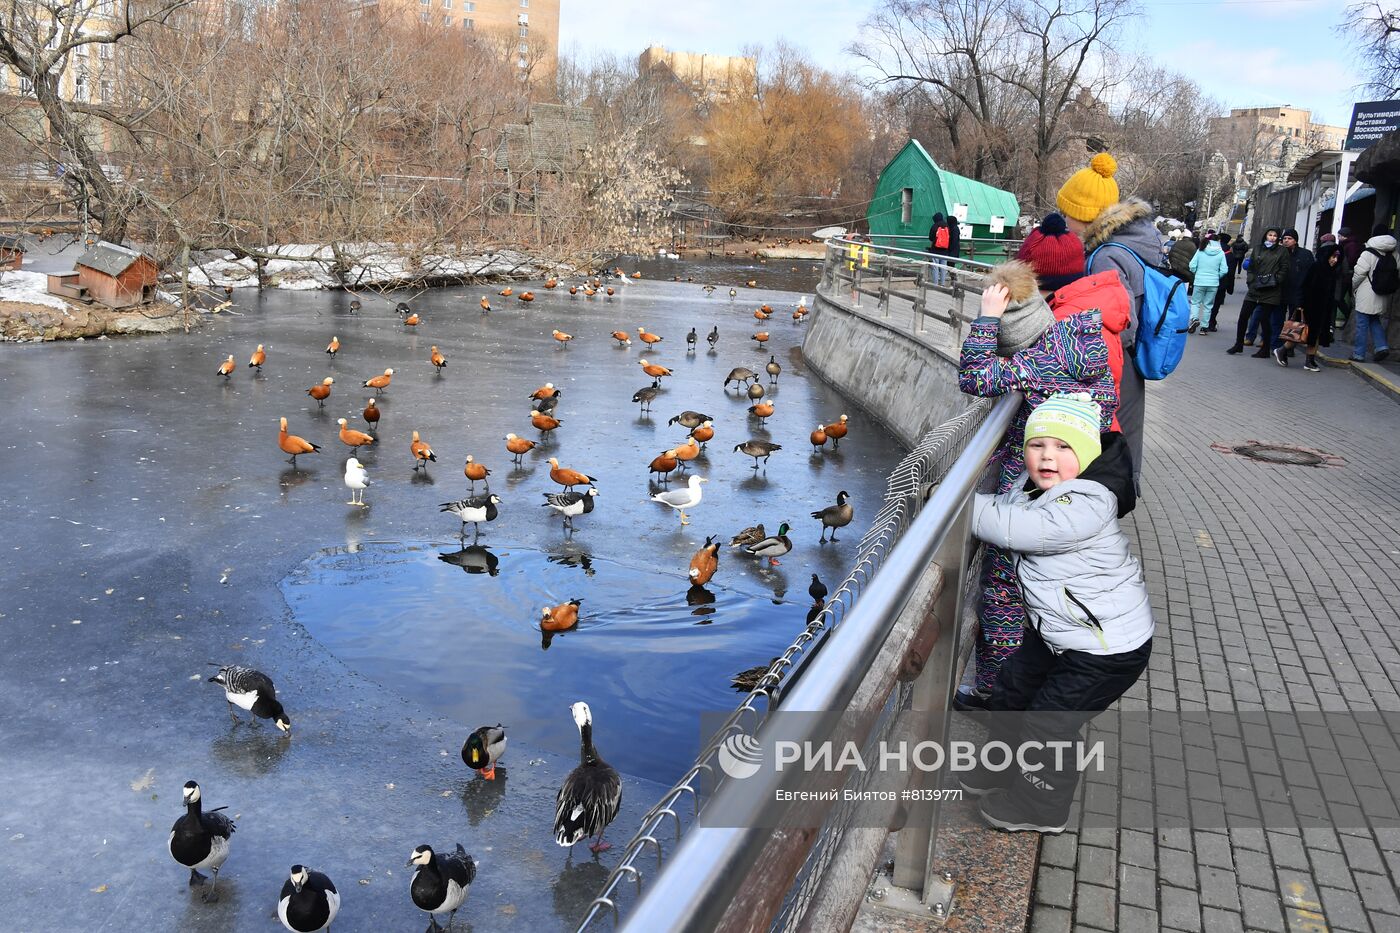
[282,541,814,782]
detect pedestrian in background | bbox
[1188,234,1228,334]
[928,212,959,286]
[1227,228,1289,357]
[1297,242,1342,372]
[1274,229,1314,366]
[1350,222,1395,363]
[1167,229,1198,283]
[1209,233,1236,331]
[1057,152,1162,489]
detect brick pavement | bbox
[1033,289,1400,933]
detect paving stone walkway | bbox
[1032,290,1400,933]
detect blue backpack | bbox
[1087,243,1191,380]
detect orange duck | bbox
[552,329,573,346]
[363,368,394,394]
[810,424,828,451]
[748,400,775,424]
[363,398,381,430]
[499,286,513,297]
[637,327,663,346]
[307,377,334,408]
[531,410,562,434]
[751,331,770,346]
[337,418,375,452]
[688,535,720,586]
[545,278,558,289]
[278,417,320,466]
[649,448,679,482]
[519,291,535,302]
[824,413,849,449]
[217,354,236,379]
[610,330,631,347]
[430,346,447,372]
[464,455,491,492]
[480,296,491,312]
[639,358,671,383]
[673,437,701,468]
[540,599,581,632]
[504,432,536,464]
[530,382,556,400]
[584,287,596,297]
[249,344,266,371]
[410,430,437,471]
[547,457,595,490]
[325,336,340,357]
[631,271,642,279]
[754,308,771,320]
[403,312,421,326]
[689,420,715,448]
[605,287,615,298]
[569,286,579,297]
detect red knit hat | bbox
[1015,213,1086,292]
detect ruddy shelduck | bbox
[552,329,573,346]
[363,368,394,394]
[325,336,339,357]
[689,536,720,586]
[464,455,491,492]
[531,410,562,433]
[547,457,596,490]
[610,331,631,347]
[337,418,375,451]
[307,377,334,407]
[217,355,236,379]
[505,432,536,464]
[430,346,447,372]
[825,414,849,448]
[249,344,266,370]
[279,417,320,466]
[410,430,436,471]
[530,383,556,400]
[540,599,581,632]
[363,398,380,429]
[637,327,663,346]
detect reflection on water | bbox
[282,542,809,782]
[459,769,509,826]
[209,728,292,777]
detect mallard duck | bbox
[724,367,755,388]
[812,490,853,542]
[744,522,792,565]
[689,535,720,586]
[730,523,765,549]
[541,598,582,632]
[667,410,712,429]
[650,474,706,525]
[731,657,783,693]
[408,844,476,932]
[734,439,781,467]
[766,355,782,383]
[461,725,507,780]
[542,488,597,529]
[554,702,622,854]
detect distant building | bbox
[1209,106,1346,178]
[493,103,594,213]
[381,0,560,76]
[638,45,756,103]
[867,140,1019,246]
[48,241,160,308]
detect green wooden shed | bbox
[867,139,1020,250]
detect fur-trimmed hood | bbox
[1082,198,1154,251]
[987,260,1041,304]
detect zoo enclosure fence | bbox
[574,265,1021,931]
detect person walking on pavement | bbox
[929,212,960,286]
[1057,152,1163,490]
[1351,222,1395,363]
[1208,233,1237,331]
[1227,228,1289,357]
[1274,229,1314,366]
[1188,235,1228,334]
[1167,230,1198,283]
[1297,242,1342,372]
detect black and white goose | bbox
[208,664,291,732]
[707,325,719,349]
[542,487,598,530]
[408,843,476,932]
[440,494,501,541]
[766,355,782,384]
[278,864,340,933]
[686,327,698,351]
[169,780,236,902]
[461,724,508,780]
[554,701,622,855]
[632,385,660,413]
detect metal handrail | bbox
[613,395,1019,932]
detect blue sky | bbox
[560,0,1367,128]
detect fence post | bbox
[914,263,928,334]
[880,259,892,317]
[891,498,974,905]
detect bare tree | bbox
[1341,1,1400,96]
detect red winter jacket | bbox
[1048,272,1131,430]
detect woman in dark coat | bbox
[1227,227,1290,356]
[1297,242,1341,372]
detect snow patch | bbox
[0,270,71,310]
[182,245,560,291]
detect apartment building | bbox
[1209,105,1347,166]
[638,45,756,103]
[392,0,560,76]
[0,2,120,105]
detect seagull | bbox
[408,844,476,933]
[543,487,598,531]
[278,865,340,933]
[344,457,370,507]
[650,475,707,525]
[440,494,501,541]
[169,781,236,902]
[207,664,291,732]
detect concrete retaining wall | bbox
[801,291,972,449]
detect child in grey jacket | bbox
[961,393,1154,833]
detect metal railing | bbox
[576,376,1022,931]
[864,233,1024,265]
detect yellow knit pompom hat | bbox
[1056,153,1120,223]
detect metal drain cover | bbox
[1211,441,1345,468]
[1232,444,1325,466]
